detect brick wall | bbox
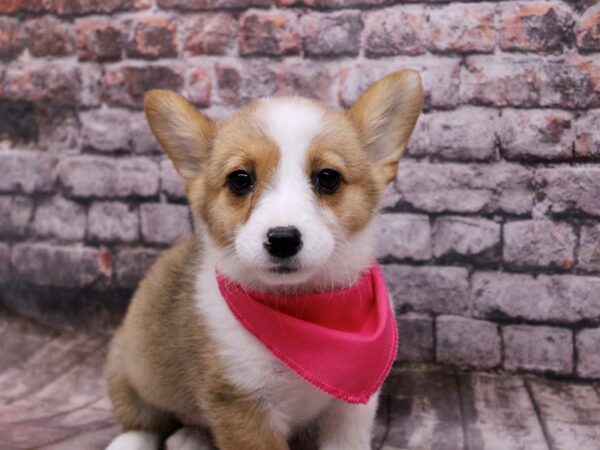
[1,0,600,378]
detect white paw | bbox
[166,427,213,450]
[105,431,159,450]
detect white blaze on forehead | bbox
[257,98,325,214]
[262,98,325,161]
[232,97,336,280]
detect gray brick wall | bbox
[0,0,599,379]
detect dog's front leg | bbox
[318,392,379,450]
[202,389,290,450]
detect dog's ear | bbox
[347,70,423,185]
[144,90,215,181]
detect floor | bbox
[1,311,600,450]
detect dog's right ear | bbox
[144,90,215,181]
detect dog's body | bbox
[106,71,423,450]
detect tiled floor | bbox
[1,311,599,450]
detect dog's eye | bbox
[314,169,341,194]
[228,170,253,195]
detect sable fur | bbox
[106,238,289,448]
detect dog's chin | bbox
[255,264,317,287]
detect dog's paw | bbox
[105,431,159,450]
[165,427,213,450]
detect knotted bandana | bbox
[216,262,397,404]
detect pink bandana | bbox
[216,262,398,404]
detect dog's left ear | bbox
[144,90,215,182]
[347,70,423,185]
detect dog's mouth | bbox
[268,262,300,274]
[255,259,318,287]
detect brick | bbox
[31,196,86,241]
[0,100,37,145]
[0,0,54,13]
[125,16,178,59]
[216,62,277,105]
[408,108,498,161]
[184,66,212,107]
[184,13,237,55]
[75,19,122,62]
[0,64,82,106]
[301,12,362,57]
[131,113,160,154]
[239,11,301,56]
[394,161,533,215]
[539,56,600,109]
[429,4,495,53]
[80,109,132,152]
[376,214,431,261]
[277,0,386,7]
[35,104,81,154]
[433,217,500,259]
[573,0,600,13]
[498,109,574,160]
[116,247,160,289]
[382,265,469,315]
[141,203,191,245]
[0,196,32,237]
[160,159,186,199]
[472,272,600,323]
[55,0,150,14]
[461,56,542,107]
[12,243,111,289]
[0,243,10,283]
[436,316,501,369]
[579,224,600,272]
[364,7,427,57]
[216,61,333,105]
[0,150,55,193]
[574,112,600,158]
[504,220,575,269]
[338,58,461,109]
[576,4,600,51]
[498,2,574,53]
[26,16,74,57]
[158,0,270,10]
[536,167,600,216]
[272,63,334,103]
[0,18,25,60]
[216,64,243,104]
[103,66,183,109]
[396,314,433,363]
[380,183,401,210]
[334,62,371,106]
[503,325,573,375]
[462,55,600,109]
[57,156,159,199]
[576,329,600,378]
[80,65,103,108]
[88,202,139,243]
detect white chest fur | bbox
[196,264,333,437]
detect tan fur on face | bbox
[189,107,281,248]
[144,71,422,247]
[307,112,380,234]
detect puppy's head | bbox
[145,70,422,290]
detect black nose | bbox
[264,226,302,259]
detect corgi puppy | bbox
[105,70,423,450]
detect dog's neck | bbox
[196,218,378,295]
